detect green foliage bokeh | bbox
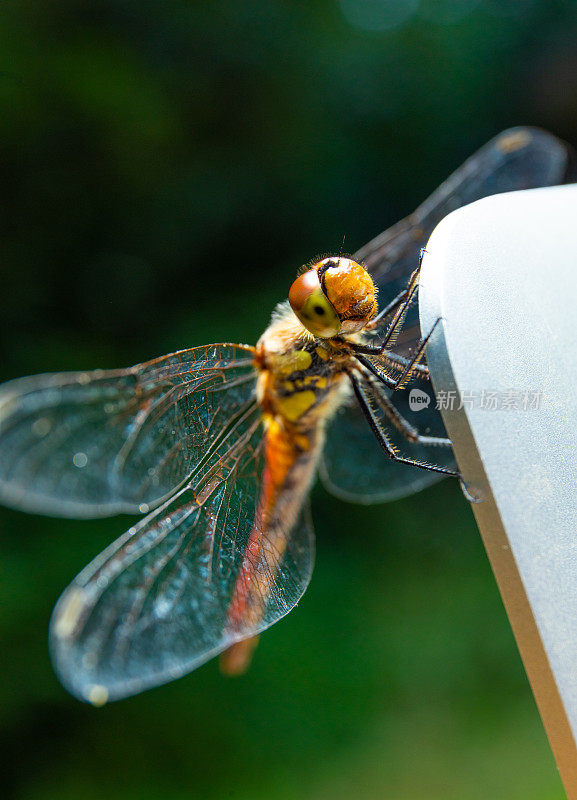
[1,2,576,798]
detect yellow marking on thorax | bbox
[273,349,312,377]
[315,345,329,361]
[277,390,316,422]
[299,374,327,389]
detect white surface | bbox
[419,184,577,797]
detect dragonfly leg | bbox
[346,262,422,356]
[382,351,429,378]
[352,316,440,392]
[388,317,440,389]
[358,249,427,334]
[354,353,397,388]
[369,378,452,448]
[364,287,409,331]
[349,371,460,478]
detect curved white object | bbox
[420,184,577,798]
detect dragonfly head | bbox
[288,257,377,338]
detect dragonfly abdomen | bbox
[220,308,347,669]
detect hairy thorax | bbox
[255,301,351,440]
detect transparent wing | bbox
[0,344,256,518]
[323,127,573,503]
[357,127,573,300]
[50,406,315,702]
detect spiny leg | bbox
[350,372,480,499]
[352,248,427,353]
[347,265,421,356]
[336,286,413,351]
[354,352,397,388]
[389,317,440,389]
[352,316,440,393]
[353,344,431,389]
[365,287,409,331]
[353,351,429,385]
[382,351,429,378]
[367,376,452,448]
[349,370,460,478]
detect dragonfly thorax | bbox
[288,257,377,338]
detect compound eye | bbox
[288,270,341,338]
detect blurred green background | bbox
[1,1,576,798]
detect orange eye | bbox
[288,270,341,338]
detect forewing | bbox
[0,344,256,518]
[50,406,315,702]
[322,127,572,504]
[357,127,573,300]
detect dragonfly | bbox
[0,127,572,704]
